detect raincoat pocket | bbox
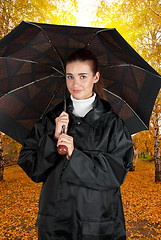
[53,220,73,239]
[82,220,114,240]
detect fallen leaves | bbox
[121,159,161,239]
[0,165,42,239]
[0,159,161,239]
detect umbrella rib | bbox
[26,21,65,73]
[102,64,161,79]
[0,74,64,100]
[103,88,149,130]
[104,63,161,72]
[1,56,65,76]
[85,29,109,47]
[40,79,65,119]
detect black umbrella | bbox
[0,21,160,144]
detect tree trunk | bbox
[130,139,139,171]
[0,132,4,181]
[153,110,161,182]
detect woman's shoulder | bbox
[98,97,123,124]
[98,98,112,112]
[97,97,116,117]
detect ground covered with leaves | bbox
[122,159,161,240]
[0,159,161,239]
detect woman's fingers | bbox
[59,111,68,117]
[57,134,72,146]
[55,112,74,159]
[57,112,69,131]
[57,134,74,159]
[54,112,69,139]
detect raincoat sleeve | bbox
[18,113,59,183]
[61,116,133,190]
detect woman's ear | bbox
[94,72,100,83]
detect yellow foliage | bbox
[132,130,154,156]
[0,0,78,40]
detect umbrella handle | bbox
[58,125,68,155]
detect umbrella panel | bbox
[0,21,160,143]
[1,22,159,75]
[0,58,62,96]
[103,65,161,133]
[0,74,65,144]
[104,90,147,134]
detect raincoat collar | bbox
[66,95,112,127]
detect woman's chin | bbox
[71,91,93,100]
[72,91,83,99]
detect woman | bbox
[18,49,133,240]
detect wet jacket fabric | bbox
[18,96,133,240]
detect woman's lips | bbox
[73,90,82,94]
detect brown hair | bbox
[66,49,105,99]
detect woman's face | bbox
[66,60,99,100]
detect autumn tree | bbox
[94,0,161,181]
[150,95,161,181]
[0,132,4,181]
[50,0,78,25]
[131,129,154,171]
[132,129,154,158]
[118,0,161,182]
[130,135,140,171]
[0,0,78,39]
[0,0,53,38]
[1,134,21,155]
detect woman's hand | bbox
[57,133,74,160]
[54,111,69,140]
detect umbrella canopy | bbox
[0,21,160,144]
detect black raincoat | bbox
[18,96,133,240]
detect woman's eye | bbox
[80,75,86,79]
[67,75,73,79]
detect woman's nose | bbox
[73,78,80,86]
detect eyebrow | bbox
[66,73,88,75]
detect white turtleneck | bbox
[70,93,96,117]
